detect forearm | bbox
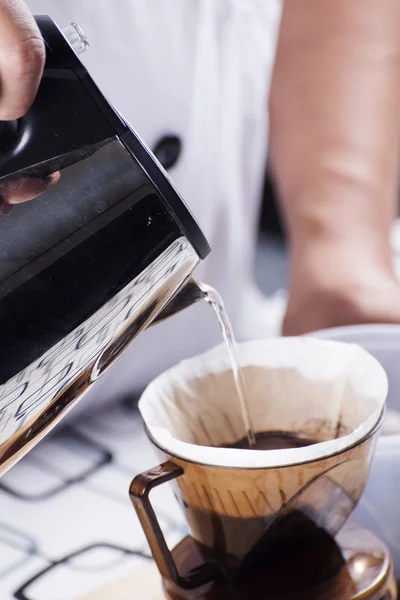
[269,0,400,272]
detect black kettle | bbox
[0,17,210,474]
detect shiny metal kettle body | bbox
[0,18,210,474]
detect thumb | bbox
[0,0,45,120]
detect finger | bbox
[0,172,60,204]
[0,200,12,217]
[0,0,45,120]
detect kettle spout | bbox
[152,277,206,325]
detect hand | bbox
[0,2,59,215]
[282,239,400,335]
[0,0,45,120]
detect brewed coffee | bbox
[189,507,342,584]
[223,430,318,451]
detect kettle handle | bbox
[129,461,221,590]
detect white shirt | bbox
[27,0,283,408]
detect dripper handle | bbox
[130,461,220,590]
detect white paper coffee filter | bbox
[139,338,387,468]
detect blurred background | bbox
[256,168,287,295]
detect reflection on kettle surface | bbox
[0,172,60,217]
[0,237,200,477]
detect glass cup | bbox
[129,338,387,591]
